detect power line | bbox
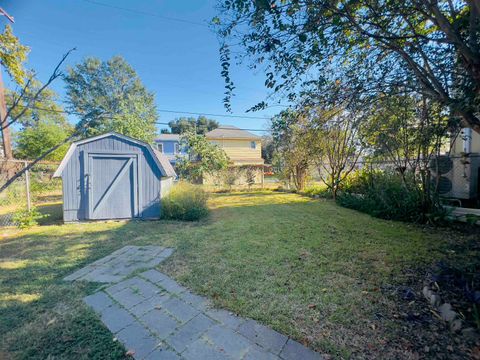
[155,122,269,132]
[8,103,273,120]
[6,104,272,131]
[82,0,208,27]
[155,109,270,120]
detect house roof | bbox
[206,125,261,140]
[53,132,176,178]
[155,133,180,141]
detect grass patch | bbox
[0,191,477,358]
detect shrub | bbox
[161,182,209,221]
[337,170,427,222]
[302,184,332,198]
[13,207,47,229]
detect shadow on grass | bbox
[0,219,186,359]
[37,203,63,225]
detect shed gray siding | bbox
[61,135,163,222]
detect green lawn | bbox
[0,191,477,359]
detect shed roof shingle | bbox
[153,149,177,178]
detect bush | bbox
[13,207,47,229]
[161,182,209,221]
[337,170,427,222]
[302,184,332,198]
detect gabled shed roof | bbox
[53,132,176,178]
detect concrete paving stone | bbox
[144,347,181,360]
[132,278,164,299]
[157,278,187,295]
[83,291,114,313]
[116,322,160,360]
[105,277,142,296]
[237,320,288,355]
[68,247,324,360]
[279,339,323,360]
[166,313,216,353]
[130,293,172,317]
[140,308,179,339]
[205,309,245,330]
[110,286,146,309]
[243,344,279,360]
[179,292,211,311]
[100,303,136,333]
[159,248,175,258]
[181,337,229,360]
[83,272,122,283]
[141,269,172,284]
[143,258,169,268]
[161,297,200,324]
[113,265,141,276]
[203,324,251,359]
[63,265,93,281]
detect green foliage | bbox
[337,170,428,223]
[302,184,331,198]
[64,56,158,142]
[261,135,274,164]
[176,132,229,182]
[271,109,316,190]
[0,25,29,84]
[13,207,47,229]
[161,182,209,221]
[214,1,480,130]
[8,82,73,161]
[168,116,219,134]
[14,118,73,161]
[361,94,448,161]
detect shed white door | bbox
[87,154,138,220]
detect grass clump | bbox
[13,207,48,229]
[161,182,209,221]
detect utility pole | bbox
[0,7,14,160]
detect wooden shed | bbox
[53,132,176,222]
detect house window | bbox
[174,143,180,154]
[250,141,256,149]
[154,143,163,153]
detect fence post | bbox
[24,161,31,211]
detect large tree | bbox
[14,118,73,161]
[168,116,219,134]
[214,1,480,132]
[11,85,73,161]
[64,56,158,142]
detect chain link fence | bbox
[0,159,61,227]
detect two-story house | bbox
[154,125,265,185]
[153,134,186,167]
[205,125,264,185]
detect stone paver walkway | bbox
[66,246,323,360]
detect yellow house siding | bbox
[451,128,480,154]
[209,138,263,163]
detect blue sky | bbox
[2,0,282,134]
